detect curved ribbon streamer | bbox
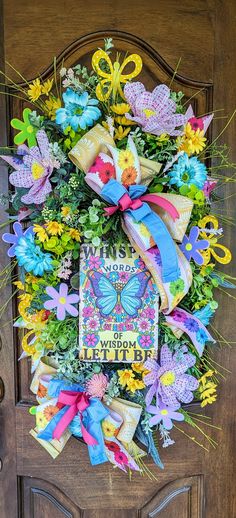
[101,179,180,283]
[165,307,215,356]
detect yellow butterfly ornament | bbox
[92,49,143,101]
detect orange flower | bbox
[43,405,59,421]
[37,383,47,399]
[121,166,137,186]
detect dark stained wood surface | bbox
[0,1,235,517]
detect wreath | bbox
[1,37,234,476]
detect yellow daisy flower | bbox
[131,363,150,376]
[114,125,131,141]
[45,96,61,120]
[102,420,116,438]
[118,149,134,169]
[115,115,134,126]
[46,221,64,236]
[127,378,145,393]
[178,123,206,155]
[61,206,71,218]
[68,228,81,242]
[27,78,42,101]
[33,224,48,243]
[41,78,54,96]
[13,280,25,291]
[117,369,134,388]
[110,103,130,114]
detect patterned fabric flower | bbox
[147,397,184,430]
[15,233,53,276]
[144,344,198,406]
[86,373,108,399]
[10,108,37,147]
[168,153,207,189]
[180,226,209,265]
[44,283,79,320]
[2,222,33,257]
[1,130,59,205]
[124,82,189,136]
[56,88,101,131]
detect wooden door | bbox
[0,1,235,517]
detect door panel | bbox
[0,1,235,517]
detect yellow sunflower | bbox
[68,228,81,242]
[41,78,54,96]
[102,420,116,438]
[45,96,61,120]
[33,224,48,243]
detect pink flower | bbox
[89,156,104,173]
[188,116,204,131]
[82,306,94,318]
[114,450,129,466]
[104,323,112,330]
[87,316,100,331]
[203,179,218,198]
[125,322,134,331]
[1,130,59,205]
[138,335,153,349]
[88,256,103,269]
[119,271,129,282]
[86,373,108,399]
[141,308,155,319]
[124,82,189,136]
[138,319,151,332]
[84,333,99,347]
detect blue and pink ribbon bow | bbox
[101,178,180,283]
[38,379,109,465]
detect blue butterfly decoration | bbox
[88,270,151,318]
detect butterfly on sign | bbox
[88,270,151,318]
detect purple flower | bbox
[2,222,33,257]
[82,306,93,318]
[203,179,217,198]
[84,333,99,347]
[141,308,155,320]
[184,318,199,333]
[171,308,187,323]
[44,283,79,321]
[149,246,162,266]
[144,344,199,406]
[138,335,153,349]
[179,226,209,265]
[124,82,189,136]
[1,130,59,205]
[147,397,184,430]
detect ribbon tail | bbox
[141,211,180,283]
[165,308,215,356]
[140,194,179,220]
[80,418,98,446]
[53,404,77,440]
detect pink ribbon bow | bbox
[104,192,179,220]
[52,390,98,445]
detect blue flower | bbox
[184,318,199,333]
[56,88,101,131]
[15,233,53,276]
[109,271,119,282]
[168,153,207,189]
[2,222,33,258]
[196,328,208,345]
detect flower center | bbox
[186,243,192,251]
[75,107,83,115]
[143,108,156,118]
[59,297,66,304]
[182,171,189,182]
[160,409,168,415]
[32,163,45,180]
[27,125,34,134]
[160,370,176,386]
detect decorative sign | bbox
[79,243,159,362]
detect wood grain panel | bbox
[4,0,214,83]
